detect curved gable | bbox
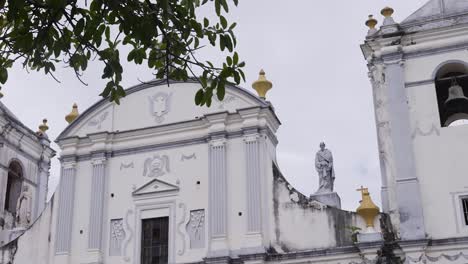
[58,80,269,139]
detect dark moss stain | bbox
[327,208,355,247]
[375,213,403,264]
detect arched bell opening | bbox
[434,62,468,127]
[4,160,24,215]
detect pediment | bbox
[132,178,179,196]
[403,0,468,24]
[58,80,269,140]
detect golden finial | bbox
[65,103,79,124]
[365,15,378,29]
[38,119,49,133]
[252,69,273,99]
[381,6,394,18]
[356,186,380,230]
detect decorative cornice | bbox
[405,79,434,88]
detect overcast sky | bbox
[1,0,429,210]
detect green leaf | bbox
[220,0,229,13]
[226,56,232,66]
[0,68,8,84]
[220,16,227,29]
[195,89,204,105]
[204,18,209,27]
[215,0,221,15]
[233,52,238,65]
[217,82,225,100]
[75,19,85,35]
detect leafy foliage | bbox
[0,0,246,105]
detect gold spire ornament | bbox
[65,103,79,124]
[252,69,273,99]
[381,6,394,18]
[365,15,378,29]
[36,119,49,136]
[356,186,380,231]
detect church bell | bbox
[445,79,468,109]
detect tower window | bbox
[434,62,468,127]
[4,161,23,214]
[462,198,468,226]
[141,217,169,264]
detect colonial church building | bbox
[2,0,468,263]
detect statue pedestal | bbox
[310,192,341,209]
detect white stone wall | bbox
[404,50,468,240]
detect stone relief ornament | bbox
[406,252,468,263]
[143,154,170,177]
[88,111,109,129]
[109,219,126,256]
[122,209,134,262]
[214,95,236,109]
[180,153,197,162]
[120,162,134,171]
[186,209,205,249]
[148,92,173,123]
[177,203,187,256]
[411,123,440,139]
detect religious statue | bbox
[315,142,335,194]
[16,185,32,227]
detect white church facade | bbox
[2,0,468,263]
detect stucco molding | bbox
[177,203,187,256]
[133,200,177,264]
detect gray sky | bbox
[1,0,428,210]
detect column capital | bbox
[243,133,260,143]
[62,160,77,170]
[209,138,227,147]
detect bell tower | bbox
[362,1,468,242]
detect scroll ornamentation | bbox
[177,203,187,256]
[88,112,109,129]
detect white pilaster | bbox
[208,137,228,255]
[88,155,107,254]
[244,134,262,233]
[383,56,425,240]
[55,160,77,254]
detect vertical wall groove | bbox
[245,136,262,233]
[209,140,227,238]
[55,164,76,254]
[88,159,106,250]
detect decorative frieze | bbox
[208,138,227,238]
[55,162,77,254]
[88,157,107,250]
[244,134,262,233]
